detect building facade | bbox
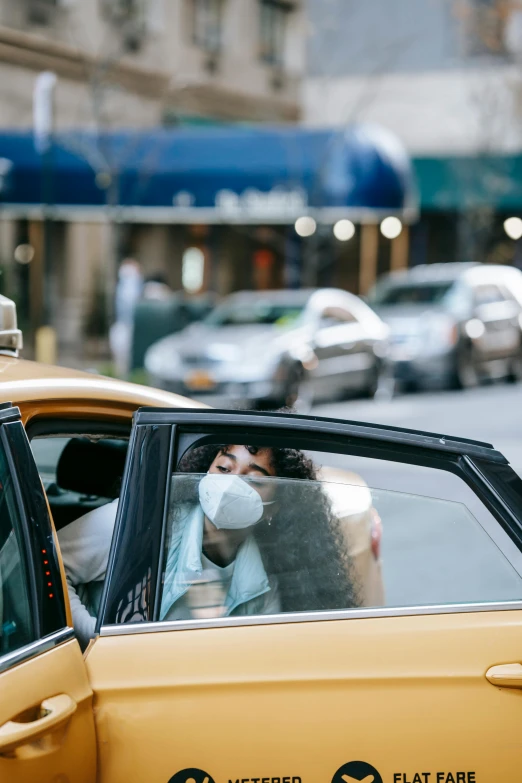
[0,0,304,128]
[304,0,522,271]
[0,0,305,360]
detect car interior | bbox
[29,426,130,532]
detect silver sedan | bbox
[145,288,390,408]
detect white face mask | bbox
[198,473,273,530]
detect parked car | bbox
[368,262,522,390]
[130,293,216,373]
[145,287,390,407]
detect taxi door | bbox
[0,406,96,783]
[87,409,522,783]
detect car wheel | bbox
[453,343,479,390]
[364,362,395,401]
[506,347,522,384]
[255,365,305,411]
[284,364,304,408]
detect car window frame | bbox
[0,406,71,675]
[27,420,132,549]
[97,408,522,636]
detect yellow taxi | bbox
[1,295,522,783]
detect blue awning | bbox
[0,125,417,223]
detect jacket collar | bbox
[160,504,270,619]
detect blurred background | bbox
[2,0,522,470]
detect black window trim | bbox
[97,408,522,633]
[1,424,40,640]
[2,418,67,637]
[0,405,69,665]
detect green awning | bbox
[413,155,522,210]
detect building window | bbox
[192,0,224,53]
[26,0,61,26]
[464,0,509,56]
[259,0,291,66]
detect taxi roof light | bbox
[0,296,23,355]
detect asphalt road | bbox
[311,383,522,608]
[312,382,522,475]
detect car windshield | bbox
[369,281,454,306]
[204,301,306,327]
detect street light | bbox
[333,219,356,241]
[295,216,317,237]
[14,244,35,265]
[504,217,522,240]
[380,216,403,239]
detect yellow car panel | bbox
[87,610,522,783]
[0,357,204,425]
[0,639,95,783]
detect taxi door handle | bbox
[0,693,77,754]
[486,663,522,689]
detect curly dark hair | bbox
[176,444,359,612]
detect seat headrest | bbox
[56,438,127,498]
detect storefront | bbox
[0,124,416,355]
[411,154,522,268]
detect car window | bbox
[31,434,128,532]
[368,281,454,306]
[497,283,521,305]
[473,284,506,306]
[31,437,71,484]
[204,300,306,327]
[102,419,522,633]
[320,305,357,325]
[0,439,35,656]
[152,471,522,623]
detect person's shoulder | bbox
[57,499,118,542]
[171,501,199,520]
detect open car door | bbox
[88,408,522,783]
[0,405,96,783]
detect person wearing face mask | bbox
[156,443,359,623]
[58,443,358,647]
[159,448,280,622]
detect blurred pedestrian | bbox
[109,257,143,377]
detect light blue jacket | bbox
[161,503,281,619]
[59,499,281,649]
